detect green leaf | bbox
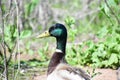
[114,0,119,4]
[26,41,31,50]
[32,0,39,4]
[13,29,18,37]
[108,0,117,7]
[97,27,108,38]
[108,53,118,65]
[28,49,34,55]
[65,16,75,27]
[20,30,32,39]
[25,0,39,17]
[104,4,110,16]
[43,43,49,51]
[38,49,47,61]
[1,4,6,14]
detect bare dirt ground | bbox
[33,68,117,80]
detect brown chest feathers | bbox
[47,52,65,75]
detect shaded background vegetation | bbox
[0,0,120,79]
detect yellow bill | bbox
[37,30,50,38]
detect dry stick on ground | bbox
[104,0,120,25]
[0,1,8,80]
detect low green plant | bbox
[38,43,49,61]
[0,24,32,67]
[66,34,120,69]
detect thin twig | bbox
[104,0,120,24]
[0,0,8,80]
[4,41,17,65]
[0,43,3,59]
[14,0,20,80]
[9,0,13,10]
[3,0,16,66]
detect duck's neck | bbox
[47,37,67,75]
[56,37,67,53]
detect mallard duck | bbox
[37,23,91,80]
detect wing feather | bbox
[56,63,91,80]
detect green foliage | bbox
[0,24,32,66]
[26,59,48,67]
[65,0,120,69]
[25,0,39,18]
[66,37,120,69]
[4,25,32,50]
[65,16,78,41]
[65,16,75,26]
[20,30,32,39]
[38,43,49,61]
[100,0,120,25]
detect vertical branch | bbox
[0,0,8,80]
[14,0,20,79]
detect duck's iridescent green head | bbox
[37,23,67,39]
[37,23,67,53]
[49,23,67,38]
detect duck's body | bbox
[47,51,90,80]
[48,63,90,80]
[37,23,91,80]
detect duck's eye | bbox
[45,31,48,34]
[49,26,55,32]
